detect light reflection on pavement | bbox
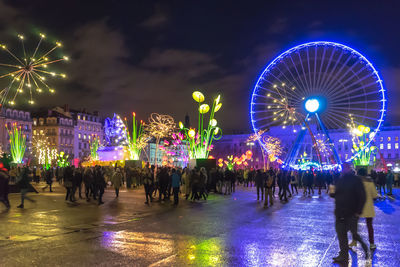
[0,186,399,266]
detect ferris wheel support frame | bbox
[284,112,342,169]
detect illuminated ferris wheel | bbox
[250,41,386,169]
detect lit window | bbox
[88,135,91,140]
[84,134,86,140]
[380,137,383,142]
[388,143,392,149]
[40,130,43,135]
[345,154,348,159]
[33,130,37,135]
[388,137,391,142]
[396,143,399,149]
[83,116,86,121]
[380,144,384,149]
[77,115,80,120]
[396,136,399,142]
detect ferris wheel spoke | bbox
[288,55,309,95]
[319,52,353,93]
[257,80,302,103]
[330,99,381,106]
[271,66,304,100]
[305,48,314,90]
[325,64,369,97]
[324,59,362,95]
[324,113,347,129]
[278,62,307,99]
[330,89,380,103]
[316,46,336,92]
[330,109,377,122]
[295,51,312,95]
[318,49,345,92]
[328,79,378,101]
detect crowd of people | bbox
[0,160,398,263]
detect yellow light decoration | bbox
[214,103,222,112]
[210,119,217,127]
[192,91,205,102]
[199,104,210,114]
[357,125,365,132]
[0,32,68,106]
[364,127,370,134]
[188,128,196,138]
[179,121,184,129]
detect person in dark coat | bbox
[0,163,10,209]
[83,168,94,201]
[94,166,106,205]
[42,168,53,192]
[330,163,368,263]
[17,167,35,208]
[64,166,74,202]
[255,170,264,201]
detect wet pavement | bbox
[0,183,399,267]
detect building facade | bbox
[70,109,103,160]
[32,107,75,157]
[0,108,32,160]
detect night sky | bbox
[1,0,400,133]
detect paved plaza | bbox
[0,185,399,267]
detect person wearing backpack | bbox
[264,171,274,207]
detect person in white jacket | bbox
[349,168,378,251]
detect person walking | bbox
[42,168,53,192]
[330,163,369,263]
[386,170,394,196]
[112,168,123,197]
[290,170,299,195]
[264,171,274,207]
[0,163,10,209]
[17,167,35,208]
[143,167,154,204]
[182,168,191,200]
[171,169,181,205]
[64,166,74,202]
[94,166,106,205]
[255,170,264,201]
[349,168,378,251]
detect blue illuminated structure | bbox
[250,41,386,169]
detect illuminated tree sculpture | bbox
[57,151,70,167]
[0,32,68,106]
[104,114,128,146]
[350,124,378,166]
[145,113,175,167]
[179,91,222,159]
[124,112,149,160]
[6,123,26,163]
[89,135,100,161]
[262,135,283,168]
[33,134,57,169]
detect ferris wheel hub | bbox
[305,98,320,113]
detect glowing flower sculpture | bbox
[350,123,377,166]
[0,32,68,106]
[6,123,26,163]
[89,135,100,161]
[158,132,190,166]
[218,151,253,170]
[57,151,70,167]
[124,112,150,160]
[179,91,222,159]
[145,113,176,166]
[33,134,58,169]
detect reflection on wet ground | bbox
[0,186,399,266]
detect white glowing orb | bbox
[305,99,319,113]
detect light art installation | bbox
[124,112,149,160]
[33,134,58,169]
[89,135,100,161]
[0,32,68,106]
[145,113,175,167]
[6,123,26,163]
[251,41,386,170]
[262,135,283,163]
[57,151,70,167]
[104,114,128,146]
[217,150,252,170]
[349,121,378,166]
[179,91,222,159]
[158,132,189,166]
